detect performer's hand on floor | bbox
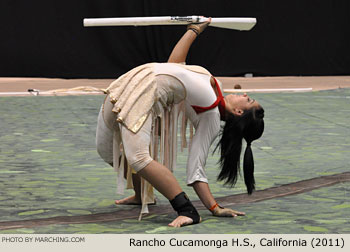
[212,205,245,217]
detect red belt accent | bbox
[191,77,226,120]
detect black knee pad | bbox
[169,192,200,224]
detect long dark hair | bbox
[216,107,264,194]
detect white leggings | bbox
[96,75,185,172]
[120,115,154,171]
[96,104,153,172]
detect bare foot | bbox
[115,195,141,205]
[115,195,157,205]
[168,216,201,227]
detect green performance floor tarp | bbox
[0,89,349,233]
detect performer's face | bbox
[224,93,260,116]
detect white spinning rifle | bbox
[83,16,257,31]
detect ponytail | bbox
[216,107,264,194]
[243,142,255,194]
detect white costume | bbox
[96,63,225,218]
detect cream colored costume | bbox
[96,63,222,218]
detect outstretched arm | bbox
[193,181,246,217]
[167,21,211,63]
[167,30,197,63]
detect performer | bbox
[96,21,264,227]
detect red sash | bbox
[191,77,226,120]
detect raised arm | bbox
[167,21,211,63]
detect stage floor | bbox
[1,76,350,94]
[0,86,349,234]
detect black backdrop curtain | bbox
[0,0,349,78]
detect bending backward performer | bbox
[96,22,264,227]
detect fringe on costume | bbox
[110,100,193,220]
